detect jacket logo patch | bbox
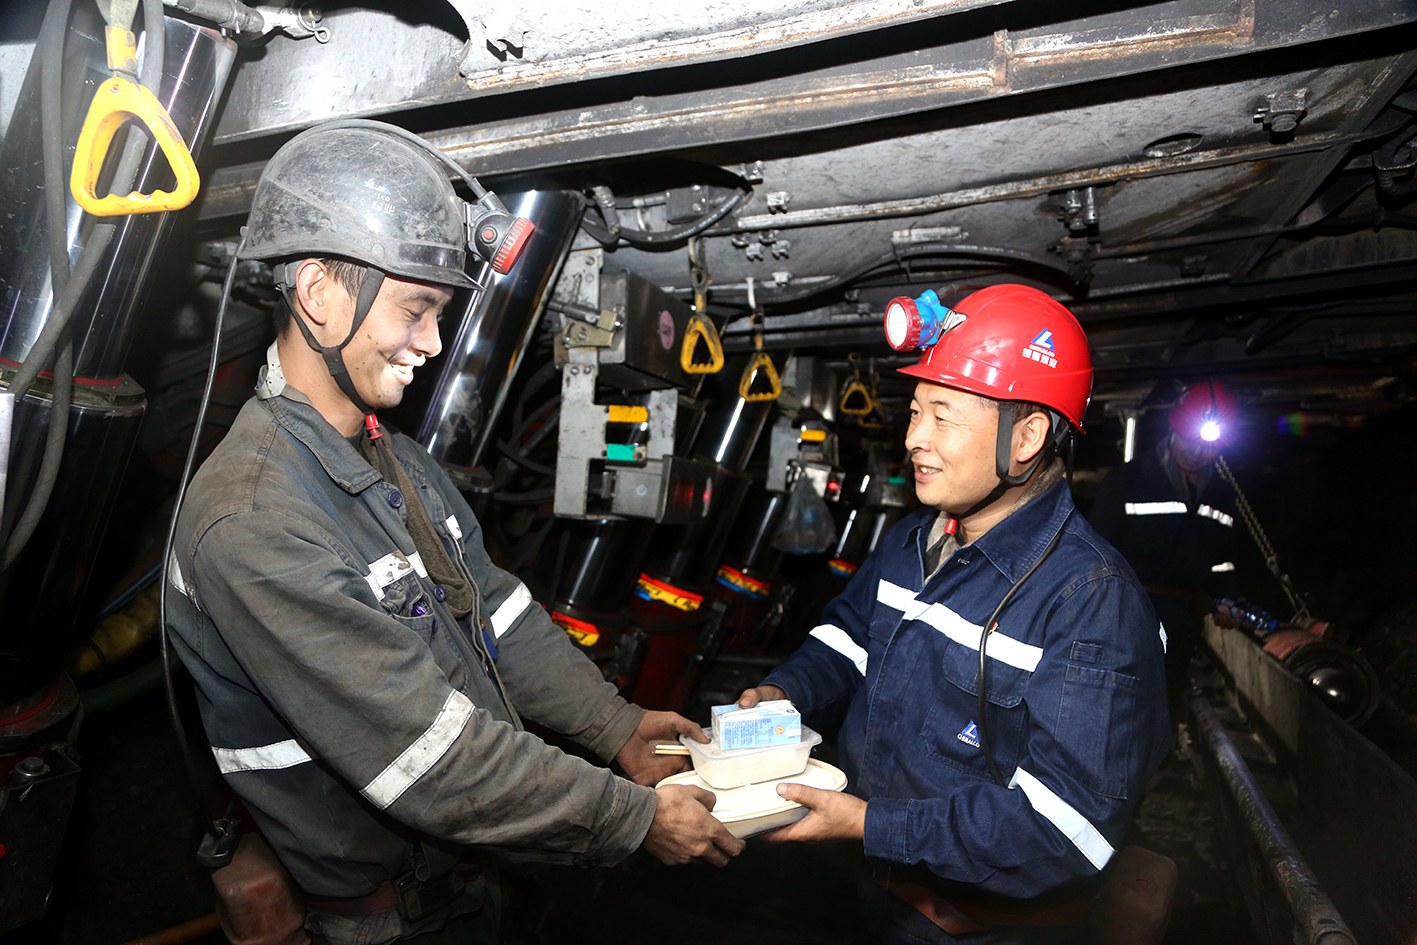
[956,720,981,749]
[1023,329,1058,368]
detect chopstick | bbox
[651,740,691,756]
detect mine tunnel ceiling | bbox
[193,0,1417,418]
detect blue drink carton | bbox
[711,700,802,750]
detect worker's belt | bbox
[306,868,468,921]
[871,864,1093,935]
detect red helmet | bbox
[896,284,1093,430]
[1170,380,1238,445]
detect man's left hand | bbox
[763,783,867,842]
[616,710,709,786]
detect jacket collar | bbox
[257,342,382,495]
[901,467,1075,585]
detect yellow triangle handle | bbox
[858,407,888,430]
[70,75,200,216]
[738,351,781,402]
[839,377,874,416]
[681,311,725,374]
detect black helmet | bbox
[239,122,477,288]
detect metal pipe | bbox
[0,393,11,525]
[416,190,585,474]
[0,13,237,380]
[1189,694,1357,945]
[0,13,236,706]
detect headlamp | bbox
[883,289,966,351]
[466,193,534,275]
[1199,417,1222,443]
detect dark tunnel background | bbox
[6,340,1416,944]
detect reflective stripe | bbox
[1009,767,1114,871]
[166,550,189,600]
[1197,505,1235,527]
[365,552,416,600]
[1211,561,1236,573]
[1158,620,1168,653]
[445,515,463,543]
[212,739,312,774]
[363,689,473,809]
[490,583,533,639]
[809,624,868,675]
[1123,501,1187,516]
[877,581,1042,673]
[877,581,930,620]
[407,552,429,578]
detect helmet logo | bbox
[1023,329,1058,369]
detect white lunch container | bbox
[678,725,823,789]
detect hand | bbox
[735,684,787,709]
[763,783,867,843]
[616,710,709,786]
[641,784,746,866]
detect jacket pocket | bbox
[1056,661,1139,799]
[922,640,1030,778]
[379,572,436,630]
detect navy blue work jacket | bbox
[764,477,1169,900]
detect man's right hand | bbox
[641,785,745,866]
[735,684,787,709]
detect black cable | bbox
[761,243,1081,307]
[975,511,1071,787]
[158,235,244,844]
[0,343,72,570]
[579,186,748,247]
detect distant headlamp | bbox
[1199,417,1222,443]
[883,289,967,351]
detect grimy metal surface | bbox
[156,0,1417,410]
[1203,621,1417,943]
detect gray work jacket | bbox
[165,344,656,898]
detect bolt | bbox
[12,755,48,784]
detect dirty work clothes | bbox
[763,478,1169,902]
[165,345,656,903]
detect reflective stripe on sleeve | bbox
[362,689,474,810]
[809,624,868,675]
[1196,505,1235,527]
[445,515,463,543]
[1123,501,1187,516]
[1009,767,1115,871]
[365,552,417,600]
[878,581,1042,673]
[212,739,312,774]
[490,583,533,639]
[166,550,189,600]
[1211,561,1236,573]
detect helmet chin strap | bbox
[947,404,1066,525]
[279,263,386,418]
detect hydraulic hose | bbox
[580,185,749,248]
